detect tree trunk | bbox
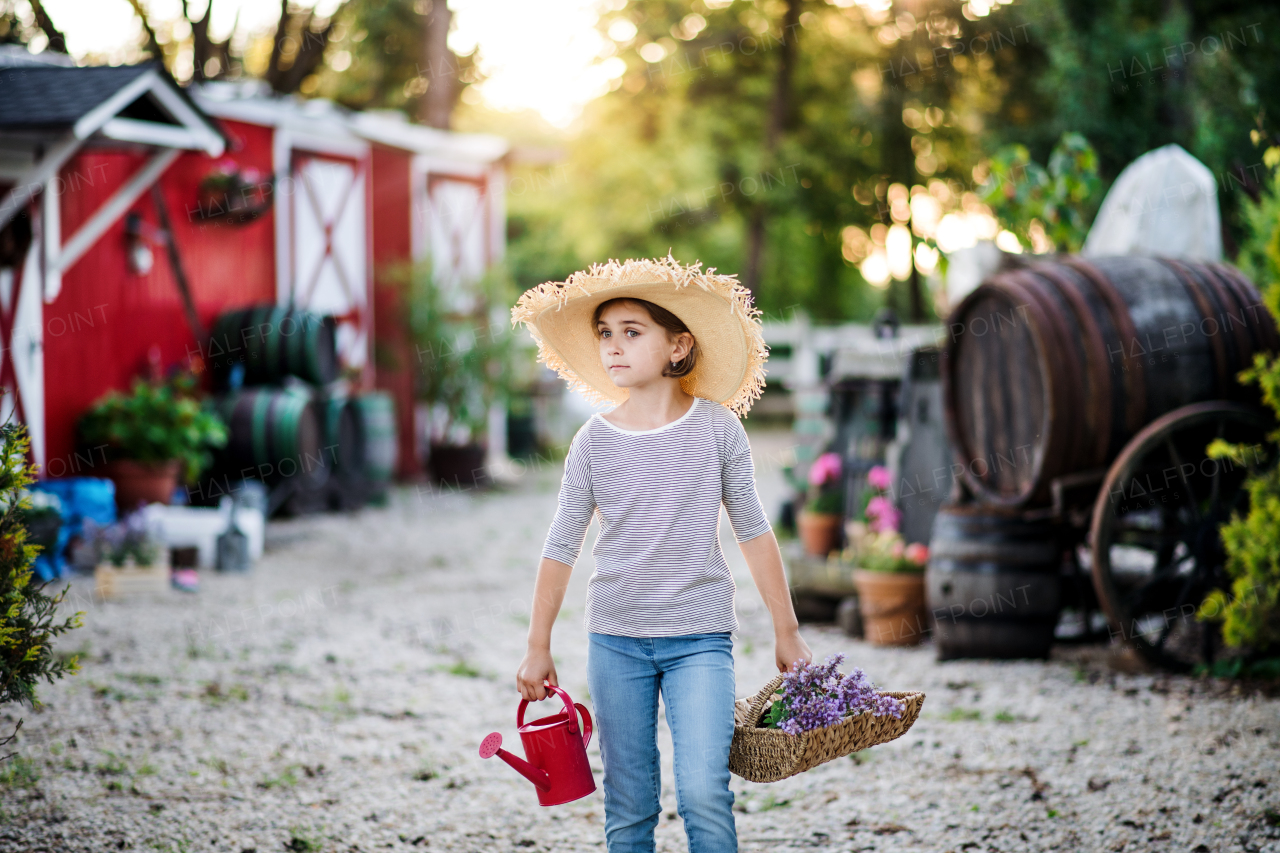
[420,0,459,130]
[125,0,165,61]
[741,0,801,297]
[27,0,66,53]
[184,0,235,82]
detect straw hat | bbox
[510,255,768,417]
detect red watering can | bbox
[478,684,595,806]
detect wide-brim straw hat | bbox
[510,255,768,417]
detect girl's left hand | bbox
[774,628,813,673]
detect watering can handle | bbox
[575,703,592,748]
[517,683,586,737]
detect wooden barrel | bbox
[215,388,328,490]
[321,392,367,509]
[208,305,337,388]
[926,505,1063,660]
[354,392,397,491]
[942,257,1278,507]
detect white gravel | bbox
[0,427,1277,853]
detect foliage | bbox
[1198,142,1280,655]
[315,0,482,115]
[401,261,518,444]
[483,0,1280,323]
[78,373,227,483]
[979,133,1102,253]
[976,0,1280,250]
[846,526,929,574]
[0,421,82,715]
[1199,355,1280,651]
[760,653,903,735]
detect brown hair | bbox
[592,297,699,378]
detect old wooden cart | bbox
[936,255,1277,670]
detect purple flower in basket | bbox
[770,653,905,735]
[807,452,842,487]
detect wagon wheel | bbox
[1089,401,1273,671]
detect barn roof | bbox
[0,65,153,130]
[0,61,224,151]
[0,59,226,236]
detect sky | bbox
[38,0,621,126]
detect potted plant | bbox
[404,262,514,488]
[79,372,228,511]
[797,451,843,556]
[847,466,930,646]
[196,159,273,226]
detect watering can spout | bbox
[479,732,551,791]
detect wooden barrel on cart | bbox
[927,504,1063,660]
[321,392,367,509]
[208,305,338,388]
[354,392,397,499]
[215,388,329,491]
[942,257,1278,507]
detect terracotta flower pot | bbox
[429,442,488,488]
[852,569,928,647]
[797,511,842,557]
[101,460,181,512]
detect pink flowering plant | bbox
[844,465,928,572]
[804,452,844,515]
[761,653,905,734]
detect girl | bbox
[511,256,812,853]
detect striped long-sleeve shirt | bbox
[541,396,773,637]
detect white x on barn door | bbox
[290,154,369,371]
[424,173,489,314]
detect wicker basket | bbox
[729,675,925,783]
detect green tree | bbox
[976,0,1280,251]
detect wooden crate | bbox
[94,561,171,600]
[782,540,856,598]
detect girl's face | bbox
[596,301,692,390]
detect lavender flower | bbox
[766,653,905,735]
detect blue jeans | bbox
[587,632,737,853]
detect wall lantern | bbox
[124,212,154,275]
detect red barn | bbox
[0,58,228,473]
[0,53,508,484]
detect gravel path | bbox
[0,428,1277,853]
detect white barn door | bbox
[290,153,369,373]
[422,173,491,314]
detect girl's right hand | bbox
[516,647,558,702]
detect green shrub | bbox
[1198,142,1280,656]
[979,132,1103,253]
[0,421,83,722]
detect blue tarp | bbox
[31,478,116,580]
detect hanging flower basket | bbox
[196,161,273,226]
[729,668,925,783]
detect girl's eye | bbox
[626,329,638,337]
